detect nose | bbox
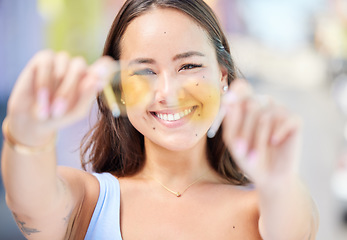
[154,72,183,105]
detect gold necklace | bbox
[146,173,207,197]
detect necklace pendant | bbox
[176,192,181,197]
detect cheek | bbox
[122,75,152,107]
[126,107,149,138]
[183,76,221,124]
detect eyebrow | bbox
[172,51,205,61]
[128,51,206,66]
[128,58,155,66]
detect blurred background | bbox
[0,0,347,239]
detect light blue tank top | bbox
[84,172,123,240]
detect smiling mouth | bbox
[152,106,197,122]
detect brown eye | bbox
[179,64,203,71]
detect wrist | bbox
[2,117,57,155]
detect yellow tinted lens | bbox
[121,70,152,107]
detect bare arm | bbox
[1,50,115,239]
[257,177,319,240]
[219,79,318,239]
[1,134,71,239]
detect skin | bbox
[120,7,224,152]
[1,7,318,240]
[118,8,259,239]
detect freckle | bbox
[233,226,235,229]
[203,76,205,78]
[153,127,156,130]
[164,31,166,34]
[195,134,198,137]
[198,114,200,117]
[196,83,199,86]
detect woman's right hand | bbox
[6,50,116,146]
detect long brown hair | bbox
[81,0,248,185]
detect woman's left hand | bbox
[219,79,302,189]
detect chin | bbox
[147,133,206,152]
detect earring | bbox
[223,85,228,92]
[120,98,126,105]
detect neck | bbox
[140,137,213,187]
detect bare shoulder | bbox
[231,184,259,216]
[219,183,259,205]
[56,166,100,240]
[57,166,99,193]
[217,183,261,238]
[212,183,259,219]
[56,166,100,210]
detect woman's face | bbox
[119,7,227,151]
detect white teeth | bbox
[174,113,180,120]
[155,107,195,122]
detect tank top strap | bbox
[84,172,122,240]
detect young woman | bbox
[1,0,318,239]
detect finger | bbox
[60,57,118,123]
[34,50,55,91]
[56,78,99,126]
[53,51,70,88]
[10,58,37,103]
[91,56,121,117]
[86,56,118,89]
[271,115,302,146]
[222,97,243,150]
[229,78,253,100]
[253,94,274,109]
[240,99,261,148]
[254,111,273,157]
[51,56,88,118]
[33,50,55,120]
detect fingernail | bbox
[234,139,248,158]
[52,98,67,118]
[37,89,50,120]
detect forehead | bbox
[120,7,213,59]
